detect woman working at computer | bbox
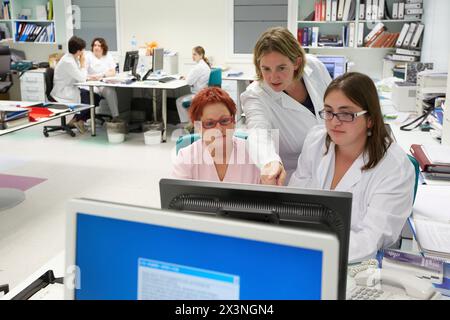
[176,46,211,128]
[288,72,415,263]
[172,87,260,184]
[241,27,332,186]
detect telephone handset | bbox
[347,267,441,300]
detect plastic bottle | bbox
[139,62,146,78]
[131,35,137,51]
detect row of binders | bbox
[361,0,423,21]
[15,23,55,43]
[410,144,450,180]
[312,0,356,22]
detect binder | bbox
[321,0,327,21]
[405,3,422,9]
[348,22,355,47]
[331,0,338,21]
[378,0,385,19]
[326,0,332,21]
[398,1,405,19]
[396,48,421,56]
[364,22,384,43]
[410,144,450,174]
[402,22,417,47]
[406,0,422,3]
[410,23,424,48]
[372,0,378,20]
[366,0,372,20]
[388,54,418,62]
[359,0,365,19]
[395,23,410,47]
[338,0,346,20]
[392,2,398,19]
[406,8,423,14]
[357,22,364,46]
[342,0,353,21]
[311,27,319,47]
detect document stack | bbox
[410,144,450,180]
[0,106,29,130]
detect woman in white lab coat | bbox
[288,72,415,263]
[241,27,332,185]
[176,46,211,125]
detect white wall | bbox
[118,0,241,75]
[421,0,450,72]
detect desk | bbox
[0,101,96,136]
[222,73,256,117]
[77,79,188,142]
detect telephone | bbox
[347,266,442,300]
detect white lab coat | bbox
[176,59,211,123]
[289,125,415,263]
[241,54,332,180]
[51,53,87,103]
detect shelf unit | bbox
[297,0,426,79]
[0,0,56,44]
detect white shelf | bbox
[14,20,54,23]
[298,20,355,24]
[359,19,422,23]
[304,47,395,50]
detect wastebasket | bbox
[106,120,127,144]
[142,121,163,145]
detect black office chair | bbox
[0,46,13,93]
[42,67,76,137]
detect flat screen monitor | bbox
[152,47,164,73]
[65,198,340,300]
[123,50,139,73]
[316,55,347,79]
[160,179,352,300]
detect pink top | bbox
[172,137,261,184]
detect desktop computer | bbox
[159,179,352,300]
[123,50,139,73]
[315,55,347,79]
[65,196,341,300]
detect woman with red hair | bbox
[172,87,260,184]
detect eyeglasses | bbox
[318,110,368,122]
[201,116,235,129]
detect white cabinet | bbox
[20,69,46,102]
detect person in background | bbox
[51,36,99,133]
[176,46,211,131]
[241,26,332,186]
[289,72,415,263]
[172,87,260,184]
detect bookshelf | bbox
[297,0,426,78]
[0,0,56,44]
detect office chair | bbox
[181,68,223,109]
[0,45,13,93]
[42,67,76,137]
[175,130,248,155]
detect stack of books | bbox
[410,144,450,180]
[0,106,30,130]
[364,22,400,48]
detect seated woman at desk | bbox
[176,46,211,129]
[51,36,99,133]
[172,87,260,184]
[288,72,415,263]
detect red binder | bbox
[410,144,450,174]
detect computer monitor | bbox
[160,179,352,300]
[65,198,340,300]
[152,47,164,73]
[316,55,347,79]
[123,50,139,73]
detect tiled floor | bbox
[0,119,180,290]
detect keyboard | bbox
[158,76,177,83]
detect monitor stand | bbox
[0,188,26,212]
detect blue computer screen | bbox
[75,213,324,300]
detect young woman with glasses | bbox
[289,72,415,263]
[172,87,260,184]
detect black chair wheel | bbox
[43,130,49,137]
[70,131,76,137]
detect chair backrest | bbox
[0,45,11,80]
[176,131,248,155]
[208,68,222,87]
[407,154,420,203]
[44,67,55,101]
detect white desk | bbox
[222,72,256,116]
[77,79,188,142]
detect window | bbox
[232,0,289,55]
[70,0,119,51]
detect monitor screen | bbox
[65,198,340,300]
[159,179,352,300]
[123,50,139,72]
[152,48,164,72]
[316,55,347,79]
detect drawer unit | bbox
[20,69,47,102]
